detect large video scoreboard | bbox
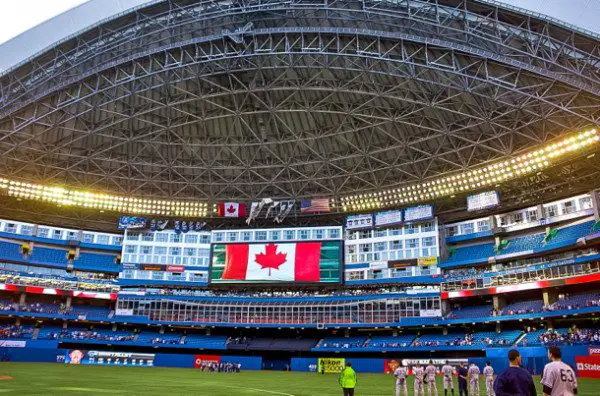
[210,226,343,284]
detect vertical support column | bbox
[536,205,545,221]
[65,296,72,309]
[15,318,21,326]
[441,300,451,317]
[18,293,26,305]
[489,215,497,229]
[442,327,448,336]
[112,323,117,331]
[591,190,600,221]
[492,296,505,314]
[438,220,449,262]
[62,321,68,330]
[543,290,559,307]
[495,322,501,333]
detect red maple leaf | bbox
[254,243,287,276]
[226,204,237,214]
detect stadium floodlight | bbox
[338,129,599,212]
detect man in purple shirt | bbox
[494,349,536,396]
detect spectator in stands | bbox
[493,349,536,396]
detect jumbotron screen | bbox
[211,241,342,284]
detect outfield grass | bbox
[0,363,598,395]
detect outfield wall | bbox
[0,345,591,375]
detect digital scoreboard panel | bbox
[211,241,342,284]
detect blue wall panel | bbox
[1,347,66,363]
[220,356,262,371]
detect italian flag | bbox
[222,242,321,281]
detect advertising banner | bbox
[467,191,499,212]
[118,216,148,230]
[388,259,417,268]
[345,214,374,230]
[369,261,389,270]
[417,256,438,266]
[194,354,221,369]
[384,359,401,374]
[403,205,433,222]
[374,210,403,227]
[65,350,155,366]
[589,347,600,356]
[318,358,345,373]
[115,308,134,316]
[0,340,26,348]
[166,265,185,273]
[576,356,600,378]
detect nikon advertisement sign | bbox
[318,358,345,373]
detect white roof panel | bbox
[0,0,598,75]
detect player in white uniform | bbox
[425,360,438,396]
[413,363,426,396]
[483,361,495,396]
[441,361,455,396]
[541,346,578,396]
[468,363,480,396]
[395,365,409,396]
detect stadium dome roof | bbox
[0,0,599,222]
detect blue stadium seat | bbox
[74,252,117,271]
[447,305,493,319]
[499,233,544,255]
[443,243,495,265]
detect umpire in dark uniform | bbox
[457,362,468,396]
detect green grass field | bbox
[0,363,598,395]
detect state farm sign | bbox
[576,356,600,378]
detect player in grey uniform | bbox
[468,363,480,396]
[425,360,438,396]
[441,361,455,396]
[541,346,578,396]
[483,361,495,396]
[413,363,426,396]
[395,366,408,396]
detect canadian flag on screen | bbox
[222,242,321,281]
[217,202,246,217]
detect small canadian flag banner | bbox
[222,242,321,281]
[216,202,246,217]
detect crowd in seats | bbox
[185,335,228,349]
[364,335,415,348]
[413,333,475,347]
[539,328,600,346]
[48,329,136,342]
[497,300,544,316]
[0,299,66,315]
[137,331,182,345]
[443,267,487,280]
[544,293,600,311]
[149,287,423,299]
[316,337,366,349]
[0,325,33,339]
[472,331,521,346]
